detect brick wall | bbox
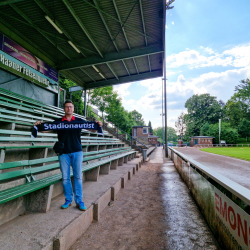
[191,138,213,147]
[148,137,158,145]
[135,137,151,145]
[134,127,148,137]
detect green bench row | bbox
[0,107,108,136]
[0,87,73,117]
[0,147,130,170]
[0,147,136,204]
[0,88,111,137]
[0,129,117,140]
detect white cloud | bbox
[168,67,250,102]
[166,43,250,69]
[223,44,250,67]
[128,67,250,128]
[124,99,135,105]
[139,72,176,91]
[167,74,207,96]
[172,21,174,25]
[113,82,131,98]
[166,49,232,68]
[115,43,250,130]
[200,46,215,55]
[139,77,162,91]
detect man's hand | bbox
[33,121,49,133]
[96,121,103,127]
[34,121,42,126]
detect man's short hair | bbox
[64,100,74,107]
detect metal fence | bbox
[193,144,250,148]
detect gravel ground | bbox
[70,148,220,250]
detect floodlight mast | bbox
[164,0,175,157]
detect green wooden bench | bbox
[0,88,104,131]
[0,89,111,137]
[0,129,121,148]
[0,108,110,137]
[0,147,131,181]
[0,148,136,205]
[0,136,122,145]
[0,98,113,130]
[0,88,68,116]
[0,130,124,165]
[0,129,119,141]
[0,108,54,122]
[0,98,61,119]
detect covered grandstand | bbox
[0,0,165,100]
[0,1,166,249]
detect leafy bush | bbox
[207,122,238,144]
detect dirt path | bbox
[70,148,220,250]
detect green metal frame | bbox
[0,0,28,7]
[62,0,103,58]
[85,70,162,89]
[58,45,163,70]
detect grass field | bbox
[200,147,250,161]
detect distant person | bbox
[34,100,102,211]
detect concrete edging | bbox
[49,157,142,250]
[168,147,250,250]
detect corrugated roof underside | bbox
[0,0,164,87]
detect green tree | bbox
[153,127,177,143]
[89,86,113,118]
[200,122,210,136]
[59,75,84,115]
[129,110,145,126]
[207,122,238,144]
[59,81,146,135]
[184,93,224,137]
[148,121,153,133]
[89,86,145,135]
[223,79,250,127]
[175,112,186,140]
[224,95,248,128]
[235,78,250,105]
[238,118,250,141]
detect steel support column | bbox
[84,87,87,117]
[163,5,168,157]
[162,79,164,148]
[164,77,167,157]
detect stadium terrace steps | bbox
[0,88,138,232]
[0,156,143,250]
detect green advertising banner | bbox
[0,51,58,88]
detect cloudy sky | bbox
[114,0,250,129]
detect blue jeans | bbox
[59,151,83,204]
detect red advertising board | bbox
[215,187,250,249]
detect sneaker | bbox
[76,201,86,211]
[61,200,72,209]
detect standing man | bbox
[34,100,102,211]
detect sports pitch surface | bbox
[175,148,250,190]
[200,147,250,161]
